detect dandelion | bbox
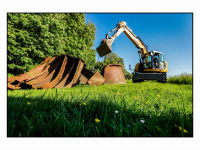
[175,125,188,133]
[145,102,149,104]
[118,92,120,95]
[27,101,31,105]
[83,103,86,105]
[157,95,160,97]
[115,110,119,113]
[183,129,188,133]
[140,120,145,124]
[79,104,81,106]
[95,118,100,123]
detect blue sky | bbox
[84,13,192,76]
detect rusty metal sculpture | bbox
[102,64,126,85]
[8,56,128,89]
[8,54,86,90]
[79,67,105,86]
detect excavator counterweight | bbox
[96,39,113,57]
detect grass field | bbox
[7,79,193,137]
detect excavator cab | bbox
[142,51,166,70]
[96,38,114,57]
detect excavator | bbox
[96,21,167,83]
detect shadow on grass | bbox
[7,92,193,137]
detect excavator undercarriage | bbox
[132,72,167,83]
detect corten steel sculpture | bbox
[102,64,126,85]
[79,67,105,86]
[7,54,86,90]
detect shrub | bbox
[168,73,192,84]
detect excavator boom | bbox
[96,21,148,57]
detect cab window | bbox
[143,55,152,68]
[159,54,165,62]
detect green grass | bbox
[168,73,192,85]
[7,80,193,137]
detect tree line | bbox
[7,13,130,77]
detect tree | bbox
[7,13,96,75]
[94,53,131,76]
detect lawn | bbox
[7,80,193,137]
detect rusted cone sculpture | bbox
[102,64,126,85]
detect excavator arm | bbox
[97,21,148,57]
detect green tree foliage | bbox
[94,53,131,76]
[8,13,96,75]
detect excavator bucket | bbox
[96,39,114,57]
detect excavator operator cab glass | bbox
[143,55,152,69]
[159,54,165,62]
[159,54,165,70]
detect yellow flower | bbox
[81,101,82,103]
[118,92,120,95]
[95,118,100,123]
[68,100,70,102]
[121,109,123,111]
[83,103,86,105]
[145,102,149,104]
[27,101,31,105]
[79,104,81,106]
[178,126,188,133]
[157,95,160,97]
[175,125,188,133]
[183,129,188,133]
